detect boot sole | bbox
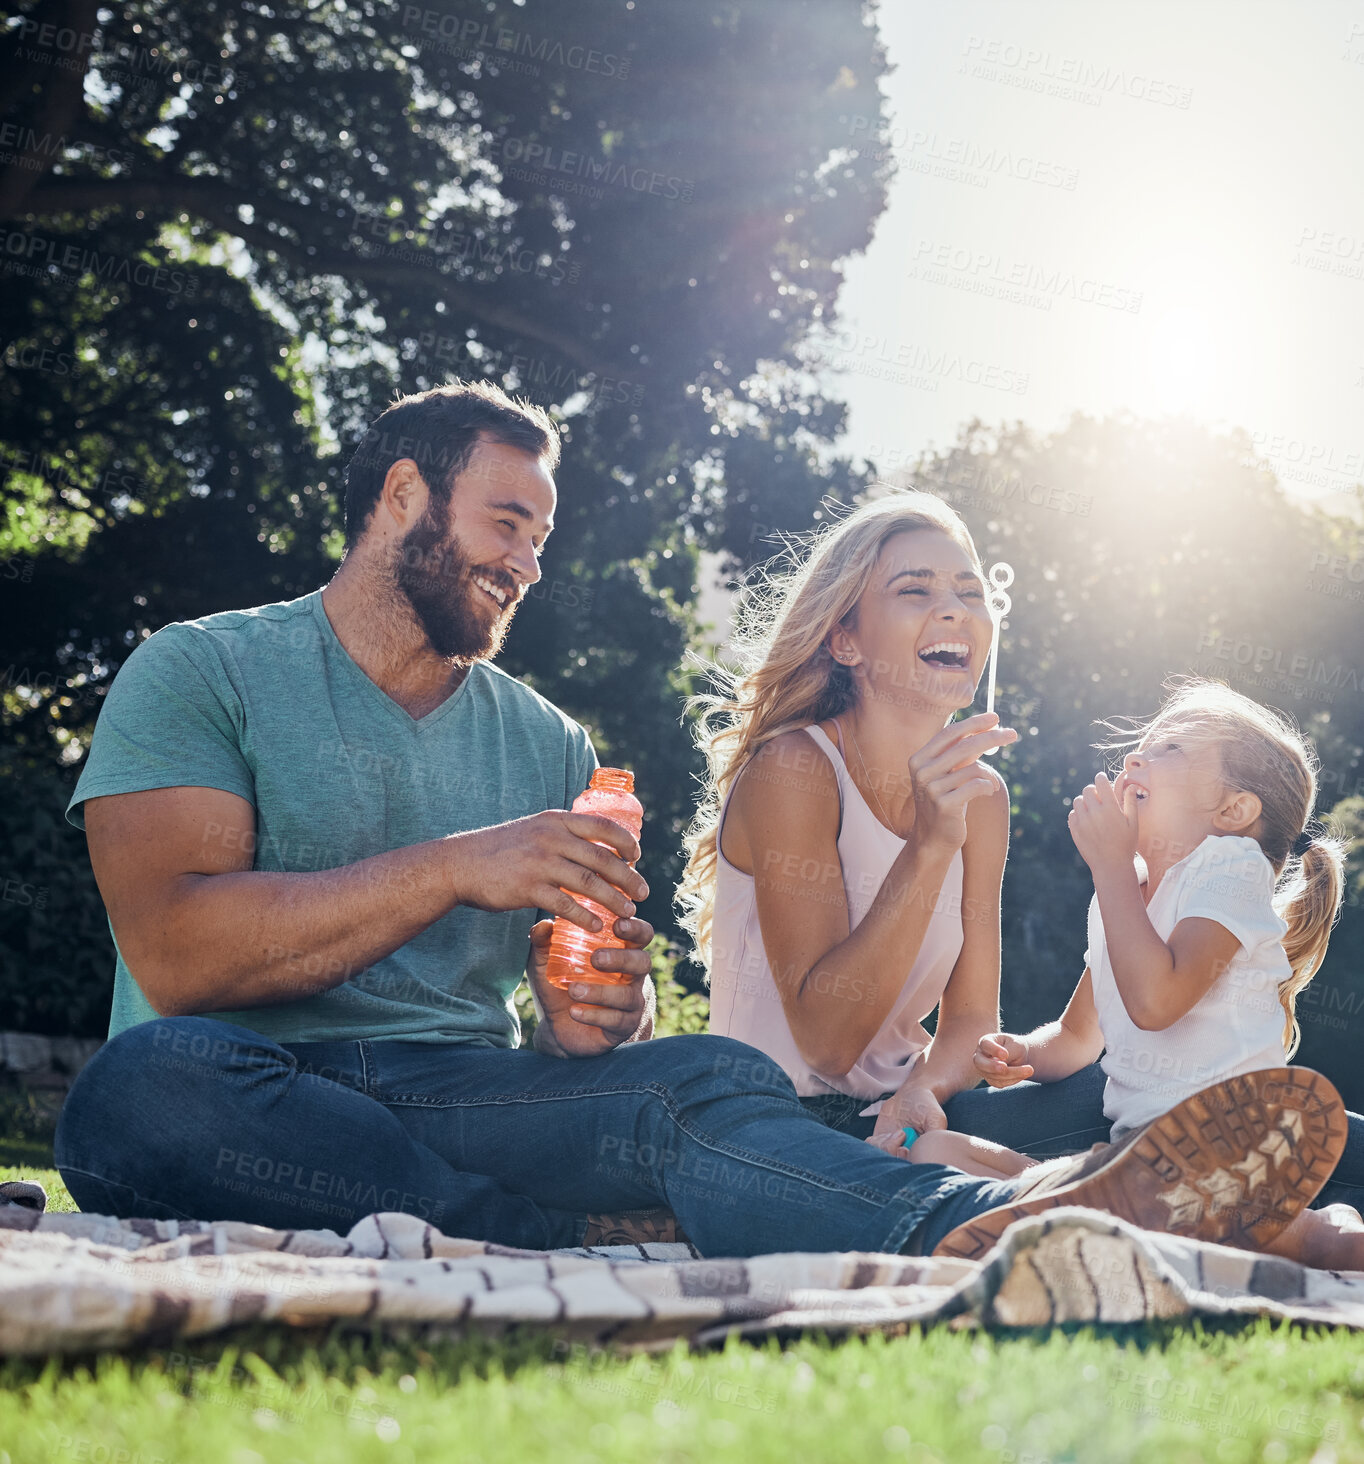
[933,1067,1347,1261]
[581,1207,688,1247]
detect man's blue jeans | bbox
[53,1018,1015,1257]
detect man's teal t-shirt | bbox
[65,589,598,1047]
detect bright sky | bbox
[828,0,1364,512]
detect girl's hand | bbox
[907,713,1017,855]
[973,1032,1035,1088]
[1067,771,1139,875]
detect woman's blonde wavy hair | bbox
[1101,677,1346,1058]
[676,490,983,971]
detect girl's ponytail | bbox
[1276,831,1347,1058]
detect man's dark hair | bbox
[342,379,560,546]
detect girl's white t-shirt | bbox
[1089,834,1290,1139]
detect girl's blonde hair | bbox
[1104,677,1346,1058]
[676,490,983,969]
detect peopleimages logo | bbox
[1,444,144,502]
[822,329,1029,394]
[494,136,694,203]
[0,122,133,171]
[960,35,1193,109]
[844,116,1080,192]
[1244,429,1364,496]
[400,6,630,80]
[347,207,582,286]
[1195,629,1363,700]
[7,15,231,84]
[0,229,197,296]
[908,239,1142,314]
[0,337,75,375]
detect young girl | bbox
[905,678,1364,1269]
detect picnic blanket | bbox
[4,1201,1364,1355]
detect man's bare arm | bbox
[84,785,648,1017]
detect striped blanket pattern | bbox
[4,1203,1364,1355]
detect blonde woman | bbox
[680,490,1027,1170]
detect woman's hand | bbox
[1067,771,1139,877]
[973,1032,1035,1088]
[872,1082,948,1143]
[907,713,1017,856]
[526,914,655,1058]
[864,1128,914,1159]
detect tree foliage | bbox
[6,3,1362,1117]
[0,0,892,954]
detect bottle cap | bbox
[591,767,635,793]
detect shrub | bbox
[0,757,111,1038]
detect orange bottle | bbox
[545,767,644,988]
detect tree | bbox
[0,0,893,1027]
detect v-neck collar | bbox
[311,590,476,731]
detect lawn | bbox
[5,1154,1364,1463]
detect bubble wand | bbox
[982,562,1014,755]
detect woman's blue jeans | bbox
[53,1018,1012,1257]
[802,1064,1364,1211]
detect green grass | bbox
[5,1159,1364,1462]
[2,1311,1363,1464]
[0,1088,60,1175]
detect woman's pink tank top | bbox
[707,724,965,1111]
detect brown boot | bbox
[933,1067,1347,1261]
[580,1207,690,1248]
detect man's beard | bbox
[393,499,518,661]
